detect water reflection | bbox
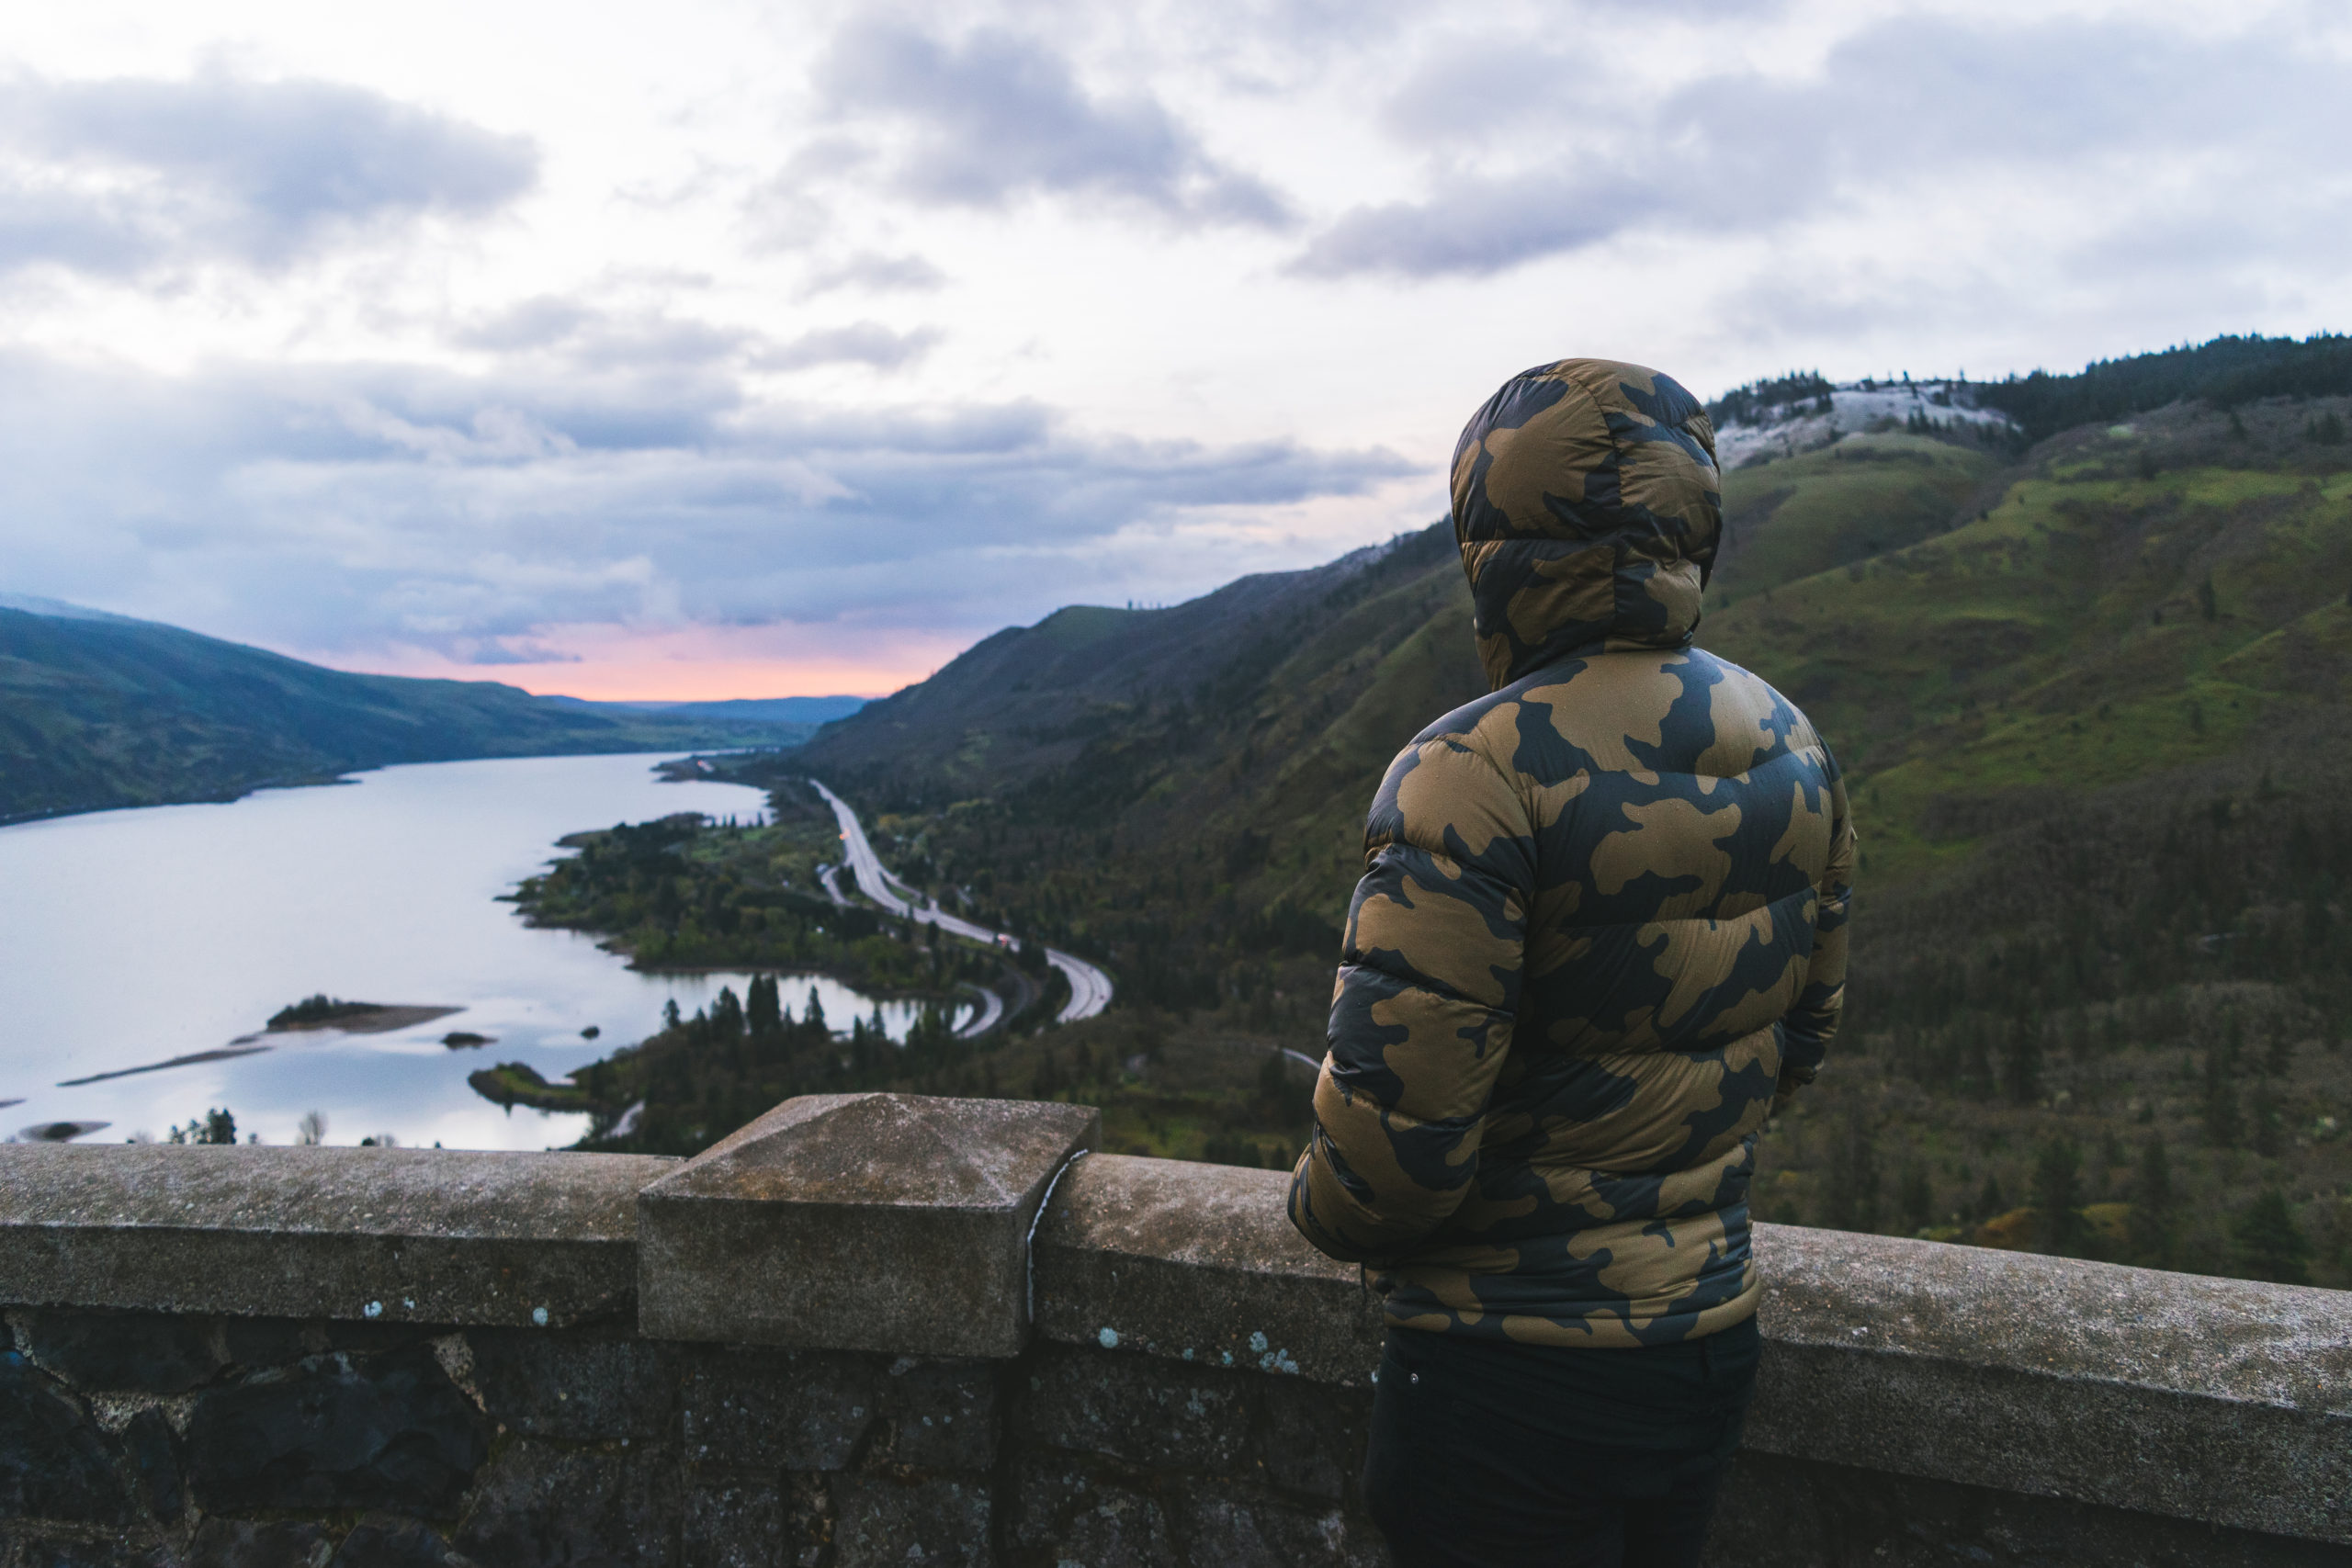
[0,754,926,1149]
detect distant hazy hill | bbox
[794,525,1477,806]
[541,694,868,726]
[0,604,812,824]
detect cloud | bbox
[818,19,1292,227]
[0,350,1411,664]
[453,638,582,666]
[454,299,758,371]
[801,251,948,297]
[0,69,537,276]
[759,321,943,372]
[1298,12,2352,278]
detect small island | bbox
[468,1061,591,1111]
[266,995,462,1034]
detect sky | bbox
[4,0,2347,700]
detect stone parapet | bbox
[1,1093,2346,1566]
[1031,1153,1382,1383]
[0,1143,674,1328]
[1746,1223,2352,1547]
[639,1094,1097,1357]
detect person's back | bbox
[1288,357,1853,1567]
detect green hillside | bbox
[1702,398,2352,885]
[0,604,804,823]
[573,358,2352,1285]
[1713,433,1999,601]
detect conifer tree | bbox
[1825,1118,1883,1233]
[2126,1137,2176,1268]
[2030,1139,2087,1256]
[2249,1082,2284,1157]
[2003,1015,2043,1105]
[2202,1053,2244,1147]
[747,974,780,1035]
[2233,1190,2312,1285]
[1897,1161,1935,1233]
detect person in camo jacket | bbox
[1288,358,1854,1568]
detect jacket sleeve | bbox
[1779,771,1853,1088]
[1287,732,1532,1264]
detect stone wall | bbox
[1,1093,2346,1566]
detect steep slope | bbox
[722,367,2352,1282]
[1713,433,2000,601]
[0,604,801,823]
[797,525,1466,789]
[1701,395,2352,882]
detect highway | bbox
[954,983,1005,1041]
[806,778,1114,1027]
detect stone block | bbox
[1032,1156,1382,1385]
[466,1328,677,1443]
[119,1407,183,1526]
[0,1145,674,1329]
[17,1534,174,1568]
[221,1319,327,1373]
[1707,1450,2352,1568]
[779,1472,834,1568]
[681,1347,878,1472]
[453,1440,675,1568]
[187,1346,491,1518]
[831,1472,991,1568]
[319,1323,442,1355]
[1175,1484,1388,1568]
[639,1095,1096,1358]
[1002,1453,1178,1568]
[188,1517,336,1568]
[330,1518,460,1568]
[1746,1223,2352,1544]
[1260,1378,1371,1505]
[13,1309,223,1394]
[0,1360,130,1524]
[876,1358,1001,1472]
[682,1478,783,1568]
[1016,1342,1255,1472]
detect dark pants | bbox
[1361,1321,1759,1568]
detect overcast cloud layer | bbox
[4,0,2346,697]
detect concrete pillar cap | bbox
[637,1093,1097,1357]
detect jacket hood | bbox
[1451,358,1722,689]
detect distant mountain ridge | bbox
[542,694,869,725]
[794,527,1460,796]
[0,601,820,824]
[1707,333,2352,465]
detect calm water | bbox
[0,753,934,1149]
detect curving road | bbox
[954,983,1005,1041]
[806,778,1114,1026]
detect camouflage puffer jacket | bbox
[1287,358,1854,1348]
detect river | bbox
[0,753,938,1150]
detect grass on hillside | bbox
[506,393,2352,1289]
[1713,433,2000,604]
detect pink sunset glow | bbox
[310,623,972,703]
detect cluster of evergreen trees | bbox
[1977,333,2352,440]
[1706,370,1836,427]
[572,975,984,1155]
